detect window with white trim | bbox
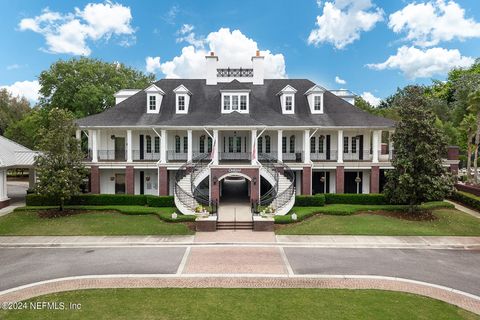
[146,135,152,153]
[183,136,188,153]
[343,137,349,153]
[200,135,205,153]
[221,93,249,113]
[285,96,293,111]
[258,137,263,154]
[178,96,185,111]
[314,95,322,111]
[289,135,295,153]
[352,137,357,153]
[149,96,156,111]
[319,136,324,153]
[265,135,271,153]
[175,136,181,153]
[310,137,316,153]
[282,137,287,153]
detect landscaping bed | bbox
[276,206,480,236]
[0,288,477,320]
[0,206,194,236]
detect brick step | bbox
[217,221,253,230]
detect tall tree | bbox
[4,108,45,149]
[384,86,453,213]
[34,108,88,211]
[0,89,31,135]
[460,114,477,182]
[468,89,480,183]
[38,57,155,117]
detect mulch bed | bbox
[37,209,90,219]
[359,210,438,221]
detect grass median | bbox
[0,288,477,320]
[0,206,194,236]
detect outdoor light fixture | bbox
[110,135,116,140]
[355,176,362,183]
[213,176,218,185]
[253,176,257,185]
[110,176,115,181]
[145,176,151,182]
[320,176,325,183]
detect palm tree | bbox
[460,114,477,182]
[468,89,480,183]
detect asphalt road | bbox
[285,248,480,296]
[0,247,186,291]
[1,247,479,297]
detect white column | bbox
[212,130,219,165]
[187,130,193,162]
[251,129,257,165]
[277,130,283,162]
[75,129,81,141]
[160,129,167,164]
[372,130,380,163]
[91,130,98,163]
[337,129,343,163]
[0,169,6,201]
[127,129,132,162]
[303,129,310,163]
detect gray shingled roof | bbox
[76,79,395,128]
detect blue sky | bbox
[1,0,480,106]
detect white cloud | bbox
[179,24,194,35]
[389,0,480,47]
[361,91,381,107]
[158,27,287,79]
[335,75,346,84]
[19,2,134,55]
[6,64,23,70]
[308,0,384,49]
[367,45,474,79]
[175,24,205,48]
[0,80,40,103]
[145,56,161,73]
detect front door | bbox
[115,137,125,161]
[115,174,126,194]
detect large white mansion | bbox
[76,52,457,216]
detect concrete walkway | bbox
[1,234,479,249]
[447,200,480,219]
[0,276,479,315]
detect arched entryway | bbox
[210,168,259,222]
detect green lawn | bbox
[276,207,480,236]
[0,207,193,236]
[0,288,477,320]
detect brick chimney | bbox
[251,50,264,85]
[205,51,218,85]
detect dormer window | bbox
[149,96,156,111]
[305,85,326,114]
[221,90,250,113]
[314,95,322,111]
[145,84,165,114]
[173,85,192,114]
[285,96,293,111]
[177,95,185,111]
[277,85,297,114]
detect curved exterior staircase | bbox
[173,153,295,217]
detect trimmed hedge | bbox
[294,194,325,207]
[450,191,480,211]
[325,193,387,205]
[26,194,175,208]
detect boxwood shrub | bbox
[449,191,480,211]
[26,194,175,208]
[325,193,387,205]
[294,194,325,207]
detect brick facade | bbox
[335,166,344,194]
[301,166,312,195]
[0,199,10,209]
[210,167,260,204]
[90,166,100,194]
[158,167,168,196]
[370,166,380,194]
[126,166,134,195]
